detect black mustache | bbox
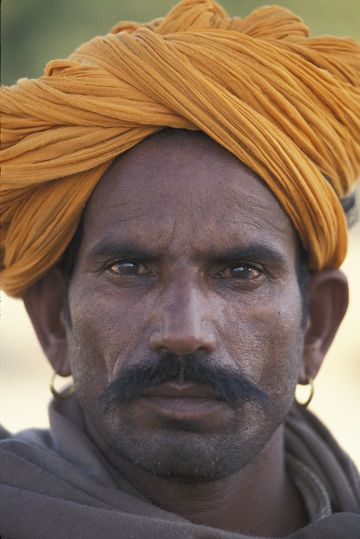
[99,352,271,414]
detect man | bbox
[0,1,359,537]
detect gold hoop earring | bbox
[295,377,314,408]
[50,372,75,400]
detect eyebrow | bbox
[88,240,159,261]
[87,240,287,268]
[210,246,287,268]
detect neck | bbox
[88,421,308,536]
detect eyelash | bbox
[107,260,152,276]
[215,264,262,280]
[105,260,263,281]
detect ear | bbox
[299,269,349,384]
[24,268,71,376]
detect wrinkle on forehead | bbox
[82,130,297,257]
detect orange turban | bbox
[1,0,360,297]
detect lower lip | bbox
[138,396,227,420]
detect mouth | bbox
[141,381,223,400]
[138,382,228,420]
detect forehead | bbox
[82,130,298,259]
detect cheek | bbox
[67,283,149,388]
[220,282,304,393]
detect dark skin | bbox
[25,130,348,536]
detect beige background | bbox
[1,220,359,467]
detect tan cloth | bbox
[0,398,359,538]
[2,0,360,297]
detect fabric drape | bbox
[0,399,359,538]
[1,0,360,296]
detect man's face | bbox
[65,130,305,481]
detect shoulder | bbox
[286,405,360,515]
[0,423,54,450]
[0,424,11,440]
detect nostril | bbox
[149,330,217,355]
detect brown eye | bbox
[109,261,150,276]
[217,264,261,280]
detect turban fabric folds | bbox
[1,0,360,297]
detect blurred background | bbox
[1,0,359,468]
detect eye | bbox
[108,260,152,276]
[216,264,262,280]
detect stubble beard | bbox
[97,399,286,483]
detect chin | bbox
[107,427,267,482]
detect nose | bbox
[149,284,217,356]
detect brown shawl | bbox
[0,398,359,538]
